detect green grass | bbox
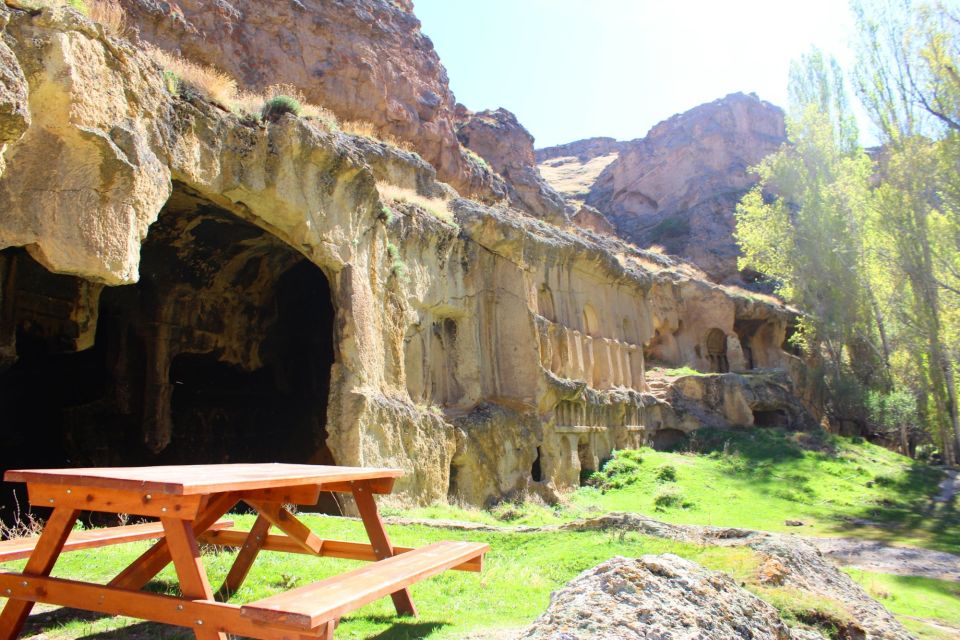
[647,365,707,377]
[0,514,761,639]
[845,569,960,639]
[0,430,956,638]
[401,429,958,555]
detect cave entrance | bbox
[705,328,729,373]
[752,409,789,428]
[0,188,339,525]
[651,428,686,452]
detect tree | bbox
[852,0,960,463]
[736,50,880,424]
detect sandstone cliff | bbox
[536,137,624,205]
[539,93,787,282]
[0,4,811,513]
[455,106,570,224]
[116,0,506,201]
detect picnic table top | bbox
[3,463,404,496]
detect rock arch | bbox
[706,328,729,373]
[0,187,341,522]
[583,303,600,337]
[537,284,556,323]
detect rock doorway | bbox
[0,189,340,524]
[706,328,729,373]
[577,438,596,484]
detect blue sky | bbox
[414,1,859,148]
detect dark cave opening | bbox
[651,428,686,452]
[0,189,339,526]
[531,446,543,483]
[752,409,789,428]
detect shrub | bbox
[491,502,522,522]
[162,70,180,96]
[584,450,644,491]
[386,242,408,281]
[376,182,455,227]
[146,45,237,106]
[653,485,692,509]
[656,464,677,483]
[262,95,302,122]
[462,146,491,171]
[873,474,896,487]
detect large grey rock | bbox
[521,554,795,640]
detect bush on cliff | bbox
[262,95,302,122]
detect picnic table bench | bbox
[0,463,489,640]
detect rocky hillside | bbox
[118,0,507,201]
[0,3,815,515]
[535,136,626,204]
[538,93,787,282]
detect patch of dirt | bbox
[934,469,957,505]
[805,537,960,582]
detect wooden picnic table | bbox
[0,463,489,640]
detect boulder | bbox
[521,554,797,640]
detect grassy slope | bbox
[1,430,956,639]
[845,569,960,640]
[394,428,960,638]
[0,515,761,640]
[397,429,958,555]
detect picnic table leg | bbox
[244,501,323,554]
[109,492,237,590]
[161,518,227,640]
[351,482,417,617]
[215,514,271,601]
[0,507,78,640]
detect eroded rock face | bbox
[117,0,503,201]
[0,6,806,511]
[456,106,570,224]
[536,138,623,206]
[521,554,795,640]
[535,136,627,164]
[539,93,786,282]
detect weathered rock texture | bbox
[455,106,570,224]
[521,555,796,640]
[396,513,913,640]
[116,0,503,201]
[0,6,810,513]
[539,94,787,282]
[555,514,913,640]
[536,137,623,205]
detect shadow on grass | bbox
[827,463,960,554]
[21,607,191,640]
[683,427,808,463]
[356,616,448,640]
[21,608,448,640]
[886,573,960,598]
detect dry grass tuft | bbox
[13,0,126,35]
[143,48,341,131]
[377,181,454,226]
[342,120,415,152]
[145,45,237,106]
[88,0,126,35]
